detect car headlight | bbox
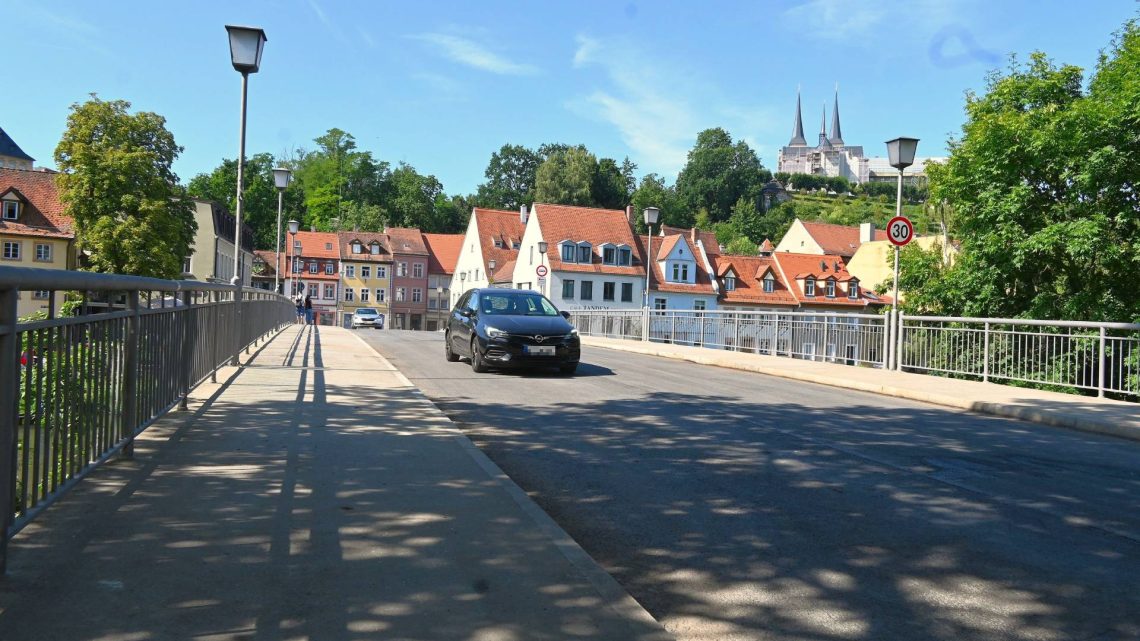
[570,328,579,336]
[485,326,508,339]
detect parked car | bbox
[351,308,383,329]
[445,288,580,375]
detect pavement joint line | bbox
[581,337,1140,444]
[345,330,674,640]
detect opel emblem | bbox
[534,335,545,343]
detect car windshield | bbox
[479,293,560,316]
[355,309,378,316]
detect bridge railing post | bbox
[0,287,19,573]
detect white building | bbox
[643,229,719,311]
[451,207,525,306]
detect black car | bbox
[445,288,581,375]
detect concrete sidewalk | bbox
[583,336,1140,442]
[0,326,671,641]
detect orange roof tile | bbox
[535,203,643,276]
[638,234,716,295]
[660,224,720,255]
[800,221,885,257]
[491,259,516,283]
[423,232,464,274]
[772,251,882,307]
[292,231,341,259]
[656,234,681,261]
[337,231,392,263]
[385,227,428,255]
[473,208,525,274]
[712,254,799,306]
[0,168,73,239]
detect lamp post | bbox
[885,137,919,370]
[537,241,548,297]
[225,24,267,365]
[488,259,496,288]
[288,219,300,300]
[436,285,445,328]
[272,167,291,294]
[460,271,467,298]
[642,207,660,342]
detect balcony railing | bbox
[0,266,294,571]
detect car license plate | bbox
[526,345,555,356]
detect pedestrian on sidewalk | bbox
[294,293,305,324]
[304,294,314,325]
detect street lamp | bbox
[885,137,918,370]
[225,24,267,365]
[288,219,300,300]
[436,285,444,327]
[488,259,496,287]
[537,241,548,296]
[272,167,292,294]
[642,207,660,308]
[460,271,467,296]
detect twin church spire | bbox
[789,85,843,147]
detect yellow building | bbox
[846,236,957,300]
[0,168,75,319]
[336,231,393,328]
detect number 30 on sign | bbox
[887,216,914,247]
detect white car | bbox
[351,308,383,329]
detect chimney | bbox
[859,222,875,243]
[520,204,529,224]
[310,225,316,233]
[691,228,698,244]
[625,205,634,225]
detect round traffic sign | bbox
[536,264,548,277]
[887,216,914,247]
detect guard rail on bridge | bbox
[570,309,1140,400]
[0,267,293,571]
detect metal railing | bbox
[899,315,1140,399]
[571,309,888,368]
[0,266,294,571]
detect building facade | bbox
[184,199,255,286]
[0,128,34,171]
[0,168,75,318]
[336,231,393,328]
[451,207,525,306]
[288,230,340,325]
[422,232,463,331]
[774,219,884,261]
[385,227,430,330]
[642,229,719,311]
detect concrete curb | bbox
[582,337,1140,443]
[347,331,674,640]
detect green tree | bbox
[534,147,596,206]
[54,96,196,278]
[675,128,770,223]
[187,152,280,249]
[475,144,541,209]
[338,200,387,232]
[724,236,759,255]
[592,157,629,209]
[630,173,686,231]
[388,164,444,230]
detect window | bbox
[826,279,836,298]
[344,288,355,302]
[35,243,52,262]
[618,247,631,266]
[360,289,370,302]
[805,278,816,297]
[412,288,422,302]
[325,263,334,275]
[413,263,423,278]
[352,241,362,254]
[580,280,593,300]
[308,283,318,297]
[849,281,860,299]
[397,262,407,277]
[621,282,633,302]
[32,290,50,300]
[603,246,616,264]
[493,237,503,248]
[511,240,520,249]
[325,243,333,250]
[293,258,302,273]
[2,200,18,220]
[345,265,355,278]
[308,262,318,274]
[530,245,534,265]
[370,242,380,255]
[603,282,615,301]
[671,263,689,282]
[562,280,575,299]
[324,284,335,299]
[183,256,192,273]
[361,265,371,280]
[654,298,667,310]
[577,244,592,263]
[3,241,20,260]
[725,276,736,291]
[377,266,387,279]
[293,239,301,251]
[561,243,575,262]
[376,288,386,302]
[693,300,706,311]
[395,287,405,302]
[763,274,775,293]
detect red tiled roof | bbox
[491,259,516,283]
[712,254,799,306]
[292,231,341,259]
[385,227,428,255]
[800,221,884,257]
[0,168,74,239]
[638,234,716,295]
[771,252,882,307]
[535,203,643,276]
[337,231,392,263]
[473,208,525,275]
[253,250,279,277]
[656,234,681,261]
[422,232,464,274]
[759,239,774,253]
[660,224,720,255]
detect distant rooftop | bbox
[0,127,34,162]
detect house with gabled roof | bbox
[0,168,75,318]
[337,231,393,328]
[451,207,526,306]
[639,228,719,311]
[385,227,430,330]
[422,232,463,330]
[287,229,340,325]
[515,203,644,311]
[184,198,255,287]
[774,218,885,260]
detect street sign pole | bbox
[887,214,913,371]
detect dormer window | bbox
[2,199,19,220]
[849,280,860,300]
[670,263,689,282]
[560,242,576,263]
[725,275,736,291]
[602,245,616,264]
[617,246,631,266]
[326,243,333,250]
[805,278,816,297]
[576,242,592,263]
[352,241,362,254]
[826,279,836,298]
[763,274,775,293]
[511,240,520,249]
[493,237,503,248]
[370,242,380,255]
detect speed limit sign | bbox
[887,216,914,247]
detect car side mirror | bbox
[560,311,571,320]
[460,308,475,318]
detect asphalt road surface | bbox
[358,329,1140,641]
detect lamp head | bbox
[537,241,548,255]
[273,167,292,190]
[885,137,920,170]
[489,259,496,270]
[225,25,267,74]
[643,206,660,226]
[288,219,300,235]
[460,272,467,281]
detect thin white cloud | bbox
[308,0,349,45]
[782,0,885,39]
[411,33,539,76]
[357,27,376,49]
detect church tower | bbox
[818,104,830,148]
[829,86,844,146]
[788,90,807,147]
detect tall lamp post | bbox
[272,167,292,294]
[537,241,548,296]
[460,271,467,297]
[225,24,267,365]
[885,137,919,370]
[488,259,496,288]
[436,285,445,327]
[288,219,300,300]
[642,207,660,342]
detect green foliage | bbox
[534,146,597,206]
[592,157,629,209]
[675,128,771,223]
[475,144,541,209]
[54,96,196,279]
[630,173,685,231]
[187,152,281,249]
[724,236,759,255]
[388,164,445,230]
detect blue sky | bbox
[7,1,1137,196]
